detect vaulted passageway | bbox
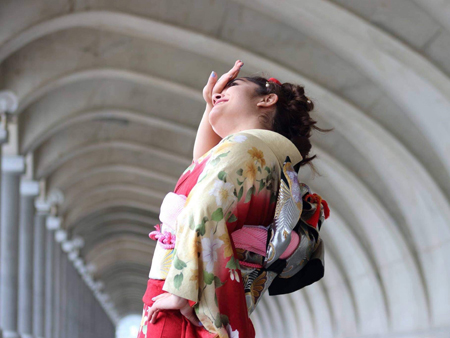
[1,1,450,337]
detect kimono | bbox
[138,128,330,338]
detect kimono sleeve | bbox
[162,132,279,336]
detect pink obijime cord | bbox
[148,192,185,250]
[149,224,176,250]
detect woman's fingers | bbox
[203,71,218,105]
[183,310,203,327]
[149,309,159,324]
[203,60,244,105]
[179,302,202,327]
[212,60,243,96]
[148,304,159,324]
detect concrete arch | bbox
[57,164,177,192]
[304,284,335,338]
[73,210,159,238]
[412,0,450,33]
[81,228,156,261]
[36,140,191,180]
[321,253,359,337]
[23,107,196,155]
[46,149,185,194]
[85,236,153,273]
[64,199,162,231]
[310,148,429,329]
[61,184,167,214]
[309,100,450,325]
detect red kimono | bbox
[137,129,328,338]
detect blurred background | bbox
[1,0,450,338]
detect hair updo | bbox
[237,76,332,169]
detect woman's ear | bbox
[256,93,278,108]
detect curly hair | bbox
[226,76,333,169]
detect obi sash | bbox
[148,192,299,279]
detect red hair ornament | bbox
[266,77,282,87]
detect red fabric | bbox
[140,153,265,337]
[139,280,215,338]
[305,193,329,228]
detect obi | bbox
[147,192,299,279]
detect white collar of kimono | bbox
[236,128,303,167]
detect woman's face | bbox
[209,78,273,138]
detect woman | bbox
[137,60,330,338]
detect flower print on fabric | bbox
[233,134,247,143]
[209,179,237,208]
[247,147,266,168]
[202,232,224,273]
[137,304,150,337]
[162,131,281,338]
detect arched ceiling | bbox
[2,0,450,336]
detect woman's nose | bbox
[212,93,223,106]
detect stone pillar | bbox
[62,236,83,338]
[17,179,39,338]
[0,109,6,327]
[44,229,54,338]
[59,252,67,338]
[0,156,25,338]
[51,244,61,338]
[32,198,49,338]
[53,228,67,338]
[44,215,61,338]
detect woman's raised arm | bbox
[192,102,222,161]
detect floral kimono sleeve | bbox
[163,132,280,337]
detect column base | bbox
[0,330,20,338]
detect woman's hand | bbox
[202,59,244,108]
[148,292,202,327]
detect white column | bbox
[44,228,54,338]
[59,252,67,338]
[51,244,61,338]
[0,156,25,338]
[44,215,61,338]
[32,199,49,338]
[0,111,6,327]
[17,180,39,338]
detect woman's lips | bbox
[214,100,228,106]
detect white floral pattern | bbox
[209,179,237,208]
[201,233,224,272]
[233,134,247,143]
